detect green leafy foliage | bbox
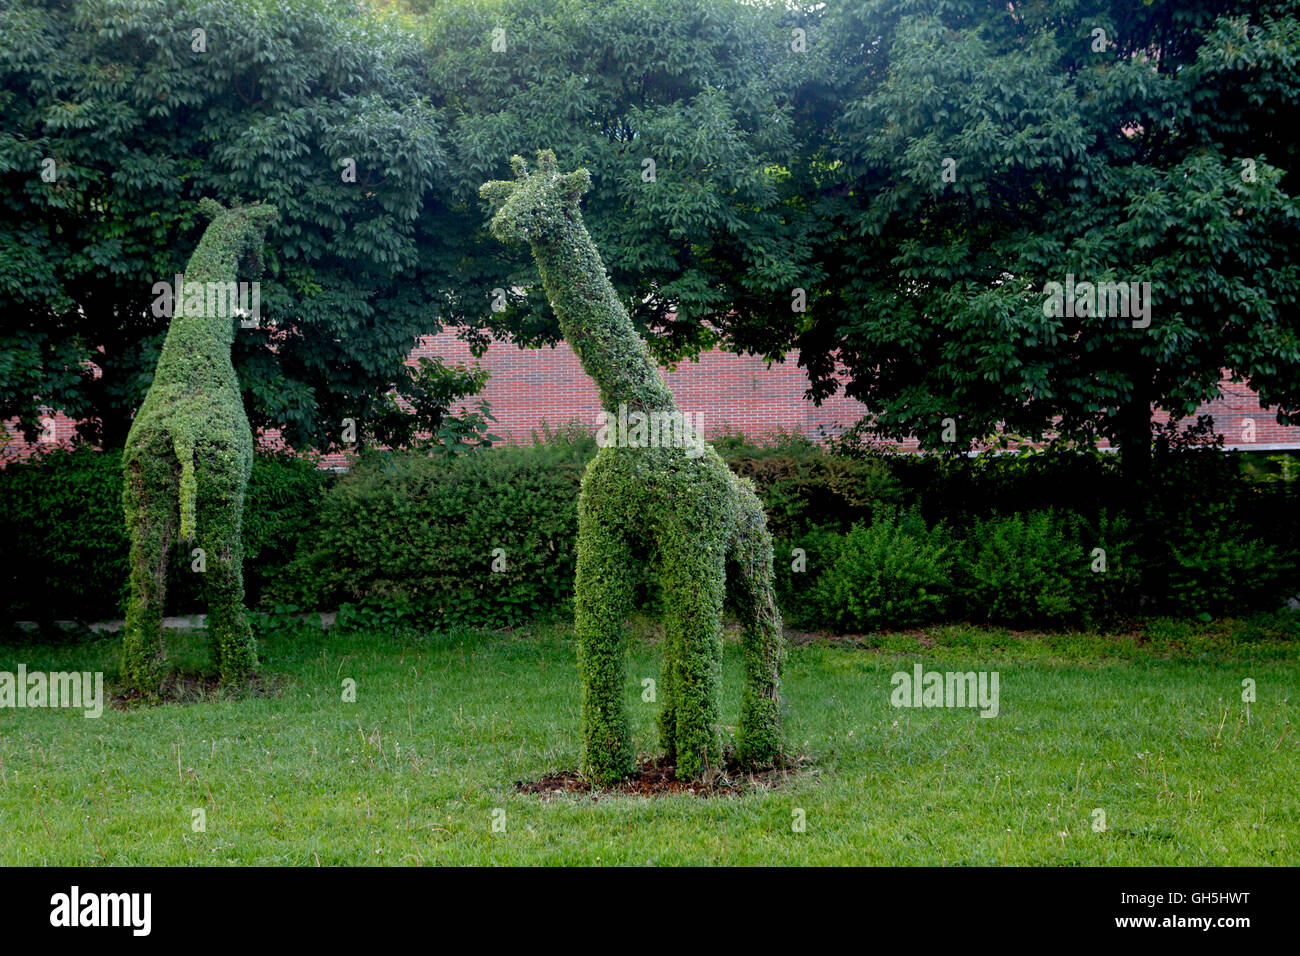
[958,511,1096,629]
[1167,526,1287,617]
[272,437,590,627]
[424,0,805,363]
[0,448,129,622]
[4,0,1297,505]
[481,151,785,782]
[1145,448,1296,616]
[240,452,336,600]
[730,0,1300,492]
[798,512,953,633]
[714,431,904,539]
[6,436,1293,637]
[0,0,455,451]
[0,0,800,454]
[120,200,276,690]
[0,448,331,622]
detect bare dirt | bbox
[110,671,283,708]
[517,753,809,800]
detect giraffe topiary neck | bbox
[155,219,255,376]
[530,214,677,416]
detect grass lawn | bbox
[1,615,1296,865]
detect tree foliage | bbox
[1,0,1296,488]
[0,0,453,451]
[0,0,805,450]
[775,0,1300,477]
[416,0,809,362]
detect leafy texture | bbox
[0,447,330,623]
[481,150,784,782]
[120,199,276,691]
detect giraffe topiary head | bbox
[479,149,592,245]
[197,198,279,275]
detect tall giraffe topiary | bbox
[121,199,278,692]
[481,150,785,783]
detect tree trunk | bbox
[1115,380,1155,604]
[1117,397,1152,508]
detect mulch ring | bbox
[517,753,809,800]
[111,671,284,708]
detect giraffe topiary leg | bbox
[479,153,789,781]
[574,454,636,784]
[656,578,680,766]
[121,432,178,693]
[196,451,256,685]
[658,531,727,780]
[730,489,785,769]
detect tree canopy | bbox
[775,0,1300,479]
[1,0,447,450]
[0,0,802,451]
[1,0,1296,470]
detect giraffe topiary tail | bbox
[174,435,197,543]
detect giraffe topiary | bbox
[120,198,278,692]
[481,150,785,783]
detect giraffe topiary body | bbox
[121,199,277,692]
[482,151,784,782]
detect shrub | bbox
[1078,510,1141,621]
[0,447,331,623]
[6,434,1289,634]
[958,510,1094,628]
[715,430,905,539]
[773,523,848,628]
[793,512,953,632]
[893,448,1126,534]
[0,448,127,621]
[240,452,336,605]
[1141,444,1298,616]
[272,433,590,627]
[1164,519,1289,617]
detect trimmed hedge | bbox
[0,447,331,623]
[270,435,591,627]
[3,436,1295,633]
[714,431,904,539]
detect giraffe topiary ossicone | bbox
[481,150,785,782]
[121,199,278,693]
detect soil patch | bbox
[518,753,808,800]
[111,671,284,708]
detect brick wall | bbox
[393,329,1300,455]
[408,330,871,442]
[4,328,1297,466]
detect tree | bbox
[1,0,809,451]
[414,0,809,363]
[0,0,469,452]
[771,0,1299,502]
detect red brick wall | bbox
[408,330,871,442]
[396,329,1299,455]
[4,328,1296,467]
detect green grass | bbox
[1,615,1296,865]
